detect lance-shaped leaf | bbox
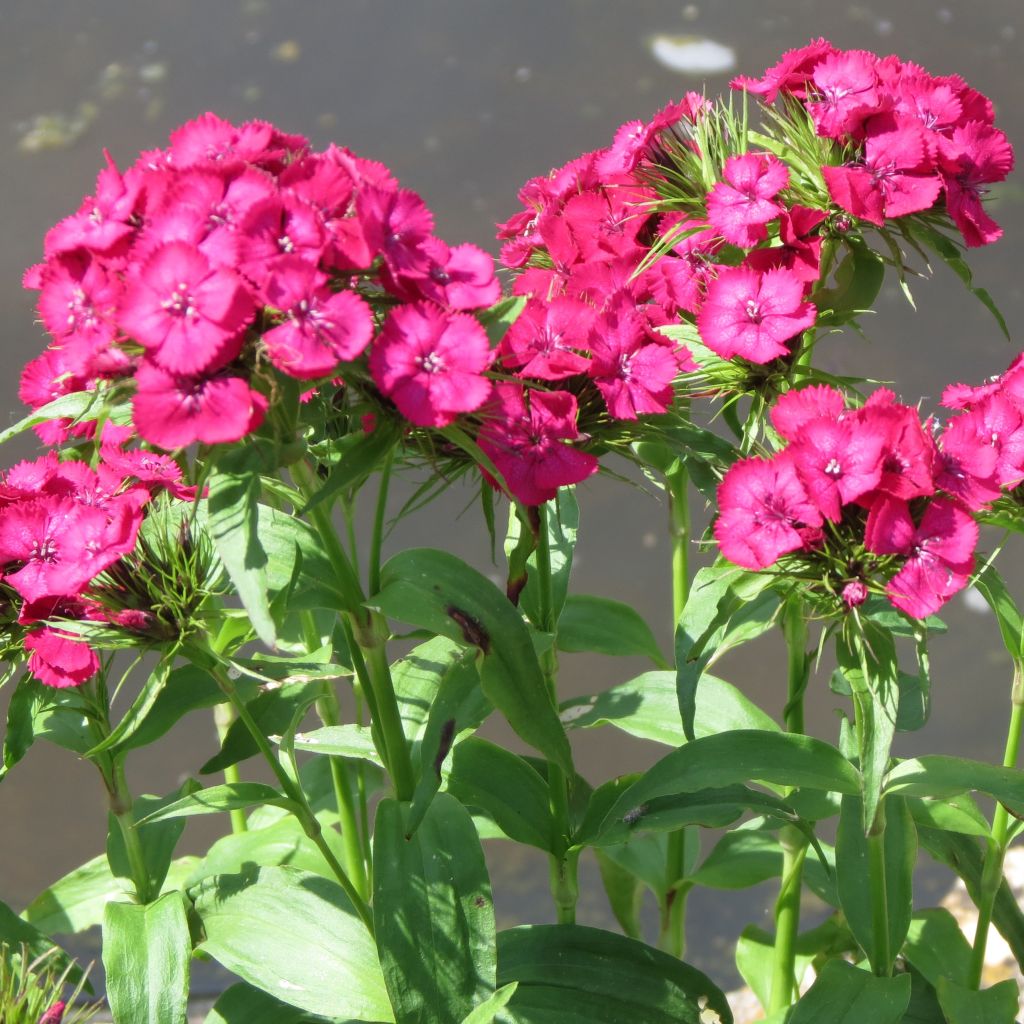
[136,782,295,824]
[0,899,84,985]
[102,892,191,1024]
[191,866,391,1020]
[883,755,1024,814]
[556,595,667,667]
[374,794,495,1023]
[204,982,336,1024]
[936,976,1019,1024]
[787,959,910,1024]
[371,548,572,773]
[495,924,733,1023]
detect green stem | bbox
[968,666,1024,989]
[535,501,578,925]
[109,761,155,905]
[208,659,374,933]
[867,799,892,977]
[214,703,248,835]
[368,449,394,597]
[661,461,691,957]
[768,597,810,1011]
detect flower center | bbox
[824,458,842,478]
[744,299,763,324]
[161,282,199,320]
[416,351,446,374]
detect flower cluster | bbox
[733,39,1015,246]
[22,113,501,450]
[0,429,193,687]
[710,377,1024,618]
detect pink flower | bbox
[500,296,593,380]
[237,195,328,290]
[595,93,708,176]
[842,580,868,608]
[358,187,435,274]
[706,153,789,247]
[478,385,598,505]
[770,384,846,441]
[25,629,99,689]
[131,362,267,449]
[588,309,680,419]
[261,257,373,379]
[119,242,255,375]
[369,302,493,427]
[865,497,977,618]
[392,239,501,310]
[806,50,880,139]
[938,122,1015,247]
[859,397,935,501]
[745,206,825,283]
[698,267,816,363]
[731,39,837,102]
[714,453,823,570]
[39,1000,68,1024]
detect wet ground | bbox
[2,0,1024,999]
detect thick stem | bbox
[368,449,394,597]
[867,799,892,977]
[768,597,810,1010]
[535,502,578,924]
[209,660,375,933]
[968,667,1024,988]
[110,761,155,905]
[214,703,248,835]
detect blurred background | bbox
[2,0,1023,994]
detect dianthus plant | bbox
[2,40,1024,1024]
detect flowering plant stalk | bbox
[2,40,1024,1024]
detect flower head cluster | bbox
[710,375,1024,619]
[733,40,1015,245]
[23,113,501,449]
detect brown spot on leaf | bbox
[446,605,490,652]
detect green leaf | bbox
[689,830,783,890]
[446,738,554,851]
[556,595,667,667]
[86,655,177,757]
[191,865,391,1020]
[102,892,191,1024]
[0,899,82,984]
[676,566,780,741]
[787,960,910,1024]
[204,982,337,1024]
[594,849,644,939]
[496,924,733,1023]
[883,755,1024,814]
[1,674,39,781]
[459,983,519,1024]
[904,794,992,837]
[561,671,777,748]
[902,909,974,990]
[372,548,572,773]
[475,295,526,347]
[835,795,916,973]
[108,783,198,898]
[971,564,1024,660]
[374,794,495,1023]
[594,730,859,841]
[936,976,1019,1024]
[202,681,322,774]
[815,240,885,325]
[0,389,107,446]
[292,724,383,766]
[136,782,294,824]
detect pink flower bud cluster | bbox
[733,39,1015,245]
[713,372,1024,619]
[22,113,501,450]
[0,425,193,688]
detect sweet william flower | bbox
[705,153,789,248]
[731,38,837,102]
[697,266,816,363]
[805,50,880,139]
[939,121,1015,247]
[119,242,255,375]
[25,628,99,689]
[369,302,493,427]
[500,296,594,380]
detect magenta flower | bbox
[25,629,98,689]
[478,384,598,505]
[859,397,935,501]
[358,187,435,274]
[237,195,328,291]
[731,38,837,102]
[805,50,880,139]
[714,453,823,570]
[394,239,501,311]
[698,267,816,363]
[500,296,594,381]
[369,302,493,427]
[119,242,255,375]
[131,362,267,449]
[935,412,1003,510]
[865,497,977,618]
[706,153,789,248]
[770,384,846,441]
[745,206,825,283]
[261,257,373,379]
[939,122,1015,247]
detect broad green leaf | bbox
[391,637,468,743]
[374,794,495,1023]
[476,294,526,347]
[972,565,1024,659]
[836,795,915,974]
[689,830,783,890]
[883,755,1024,814]
[0,898,82,984]
[292,724,383,767]
[598,832,672,902]
[407,648,489,833]
[102,893,191,1024]
[815,240,885,325]
[86,656,176,756]
[902,909,974,990]
[1,674,39,780]
[556,595,667,667]
[496,924,733,1023]
[107,783,198,898]
[202,681,321,774]
[204,982,336,1024]
[0,389,107,446]
[561,671,777,748]
[787,960,910,1024]
[936,976,1019,1024]
[372,548,572,773]
[136,782,294,824]
[594,849,644,939]
[446,738,554,851]
[459,983,518,1024]
[595,730,859,840]
[191,865,391,1020]
[22,855,197,937]
[676,566,780,741]
[904,794,991,837]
